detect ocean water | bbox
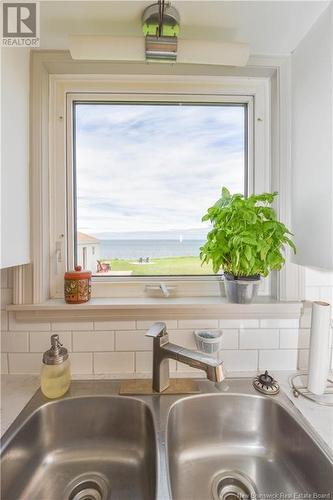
[100,239,205,260]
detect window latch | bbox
[55,237,64,275]
[145,283,177,298]
[56,241,62,263]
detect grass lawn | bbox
[103,256,214,276]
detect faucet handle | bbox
[146,322,167,338]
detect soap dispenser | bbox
[41,334,71,398]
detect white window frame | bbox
[15,52,304,308]
[48,75,271,299]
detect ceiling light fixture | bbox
[142,1,179,61]
[69,1,250,67]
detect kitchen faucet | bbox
[146,322,226,392]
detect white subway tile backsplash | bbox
[221,350,258,371]
[94,352,134,374]
[29,331,72,352]
[177,319,219,329]
[70,353,93,374]
[94,320,136,331]
[259,350,298,370]
[8,353,41,373]
[115,331,152,351]
[73,331,114,352]
[219,319,259,329]
[1,353,8,373]
[220,330,239,349]
[4,263,333,378]
[279,329,299,349]
[135,351,152,373]
[9,312,50,332]
[52,321,93,331]
[260,319,299,328]
[136,320,178,330]
[1,332,29,352]
[169,330,197,350]
[240,329,279,349]
[3,261,328,377]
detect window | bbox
[46,75,271,299]
[22,57,303,305]
[73,102,247,277]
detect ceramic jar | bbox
[64,265,92,304]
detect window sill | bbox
[7,297,303,322]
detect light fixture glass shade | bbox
[69,35,250,67]
[69,35,145,61]
[177,39,250,67]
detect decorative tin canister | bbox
[64,266,92,304]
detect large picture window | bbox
[73,102,247,277]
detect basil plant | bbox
[200,187,296,278]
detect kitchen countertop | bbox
[1,371,332,452]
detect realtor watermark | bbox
[1,1,40,47]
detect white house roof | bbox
[77,231,100,243]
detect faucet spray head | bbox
[207,362,227,383]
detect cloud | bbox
[75,103,245,235]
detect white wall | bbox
[1,48,30,269]
[291,4,333,270]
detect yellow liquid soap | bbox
[41,360,71,399]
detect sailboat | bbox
[179,234,183,243]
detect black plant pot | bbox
[223,273,261,304]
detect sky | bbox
[75,103,245,238]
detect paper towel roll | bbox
[307,301,332,395]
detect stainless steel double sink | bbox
[1,378,332,499]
